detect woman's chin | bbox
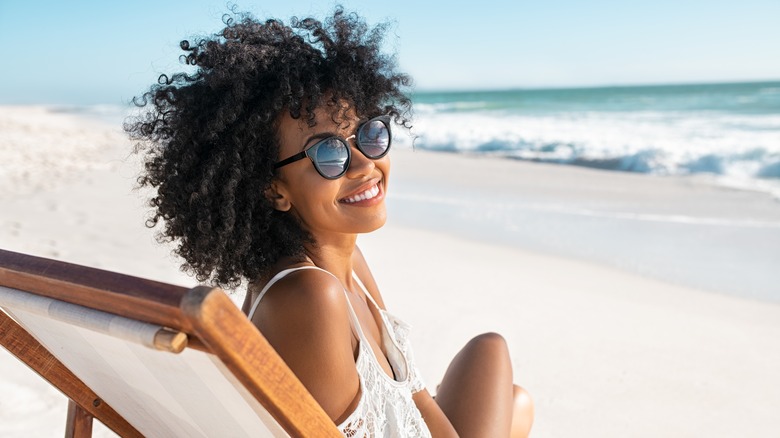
[362,220,387,234]
[357,212,388,234]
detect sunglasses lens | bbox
[358,118,390,158]
[314,138,349,178]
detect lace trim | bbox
[383,311,426,393]
[338,339,431,437]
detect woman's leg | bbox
[511,385,534,438]
[434,332,516,437]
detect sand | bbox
[1,106,779,437]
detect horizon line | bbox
[413,78,780,94]
[1,78,778,107]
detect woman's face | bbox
[271,105,390,239]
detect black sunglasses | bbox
[274,115,392,179]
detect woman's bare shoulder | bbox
[250,267,361,421]
[253,268,345,316]
[250,267,353,352]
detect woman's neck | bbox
[304,233,358,288]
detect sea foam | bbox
[409,83,780,198]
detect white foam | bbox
[407,109,780,197]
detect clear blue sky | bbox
[1,0,778,104]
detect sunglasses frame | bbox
[274,115,392,180]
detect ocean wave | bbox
[758,160,780,178]
[415,102,491,113]
[409,110,780,182]
[403,105,780,198]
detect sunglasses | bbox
[274,115,392,179]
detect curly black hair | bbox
[124,7,412,288]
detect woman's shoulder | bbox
[250,265,349,326]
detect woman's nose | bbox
[346,143,374,177]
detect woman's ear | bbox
[265,181,292,212]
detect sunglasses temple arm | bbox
[274,150,307,169]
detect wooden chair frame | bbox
[0,248,341,437]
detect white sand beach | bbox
[1,107,779,437]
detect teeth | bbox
[343,184,380,204]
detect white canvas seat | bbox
[0,248,341,438]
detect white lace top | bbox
[248,266,432,437]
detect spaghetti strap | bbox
[247,266,324,320]
[247,265,367,342]
[352,272,381,310]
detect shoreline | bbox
[387,148,780,303]
[2,106,780,437]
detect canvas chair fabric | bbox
[0,249,341,438]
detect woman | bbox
[126,8,533,437]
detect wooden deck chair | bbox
[0,248,341,437]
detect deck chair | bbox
[0,248,341,437]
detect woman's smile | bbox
[339,179,384,205]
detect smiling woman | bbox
[124,7,412,287]
[124,6,533,437]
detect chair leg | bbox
[65,399,93,438]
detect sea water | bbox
[408,81,780,197]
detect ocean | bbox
[53,80,780,198]
[408,81,780,197]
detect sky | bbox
[0,0,778,105]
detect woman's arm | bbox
[413,390,459,437]
[250,269,362,424]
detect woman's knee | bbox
[465,332,510,358]
[512,385,534,437]
[450,332,513,378]
[513,385,534,414]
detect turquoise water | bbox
[408,81,780,196]
[413,81,780,115]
